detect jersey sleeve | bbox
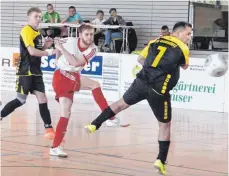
[20,26,35,47]
[139,39,157,59]
[179,45,189,65]
[140,44,149,59]
[84,46,97,63]
[162,36,190,66]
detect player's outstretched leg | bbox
[84,98,129,133]
[1,93,26,120]
[80,75,121,127]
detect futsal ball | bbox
[204,53,228,77]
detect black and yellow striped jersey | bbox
[137,36,190,93]
[17,25,43,76]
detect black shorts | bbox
[123,78,171,123]
[15,76,45,95]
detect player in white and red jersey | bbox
[49,24,118,157]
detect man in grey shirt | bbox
[103,8,126,52]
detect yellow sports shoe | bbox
[154,159,166,175]
[84,124,97,134]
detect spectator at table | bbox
[91,10,106,46]
[61,6,83,24]
[41,4,61,38]
[102,8,126,51]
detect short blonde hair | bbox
[27,7,41,16]
[79,24,94,33]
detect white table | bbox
[14,22,139,53]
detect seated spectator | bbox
[41,4,61,38]
[61,6,83,24]
[91,10,106,46]
[160,25,170,36]
[145,25,171,45]
[92,10,106,26]
[61,6,83,37]
[103,8,126,51]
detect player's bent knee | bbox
[35,93,48,104]
[67,111,71,118]
[60,109,71,118]
[93,81,100,89]
[16,93,27,104]
[39,96,48,104]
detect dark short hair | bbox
[96,10,104,15]
[27,7,41,16]
[79,24,94,33]
[109,8,116,13]
[161,25,169,30]
[47,4,53,8]
[172,21,192,32]
[69,6,76,10]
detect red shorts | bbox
[52,69,80,102]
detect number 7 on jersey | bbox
[151,46,167,67]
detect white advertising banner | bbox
[172,58,226,112]
[119,54,227,112]
[0,47,227,112]
[119,54,146,104]
[0,48,120,102]
[223,72,228,112]
[0,47,19,92]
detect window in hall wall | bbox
[189,2,228,51]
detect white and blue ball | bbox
[204,53,228,77]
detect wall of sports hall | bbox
[1,0,190,48]
[0,0,228,113]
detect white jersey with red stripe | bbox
[56,37,98,72]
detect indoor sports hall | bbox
[0,1,228,176]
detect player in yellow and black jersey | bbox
[1,7,58,140]
[84,21,192,175]
[18,25,43,76]
[137,33,189,95]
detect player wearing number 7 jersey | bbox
[84,21,192,175]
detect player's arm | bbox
[27,46,57,57]
[42,37,54,50]
[180,64,188,70]
[54,40,85,67]
[178,42,190,70]
[137,42,151,65]
[137,55,146,65]
[179,48,189,70]
[27,46,51,57]
[21,28,55,57]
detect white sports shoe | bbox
[105,118,120,127]
[50,146,68,157]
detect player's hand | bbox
[51,49,58,55]
[54,39,64,52]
